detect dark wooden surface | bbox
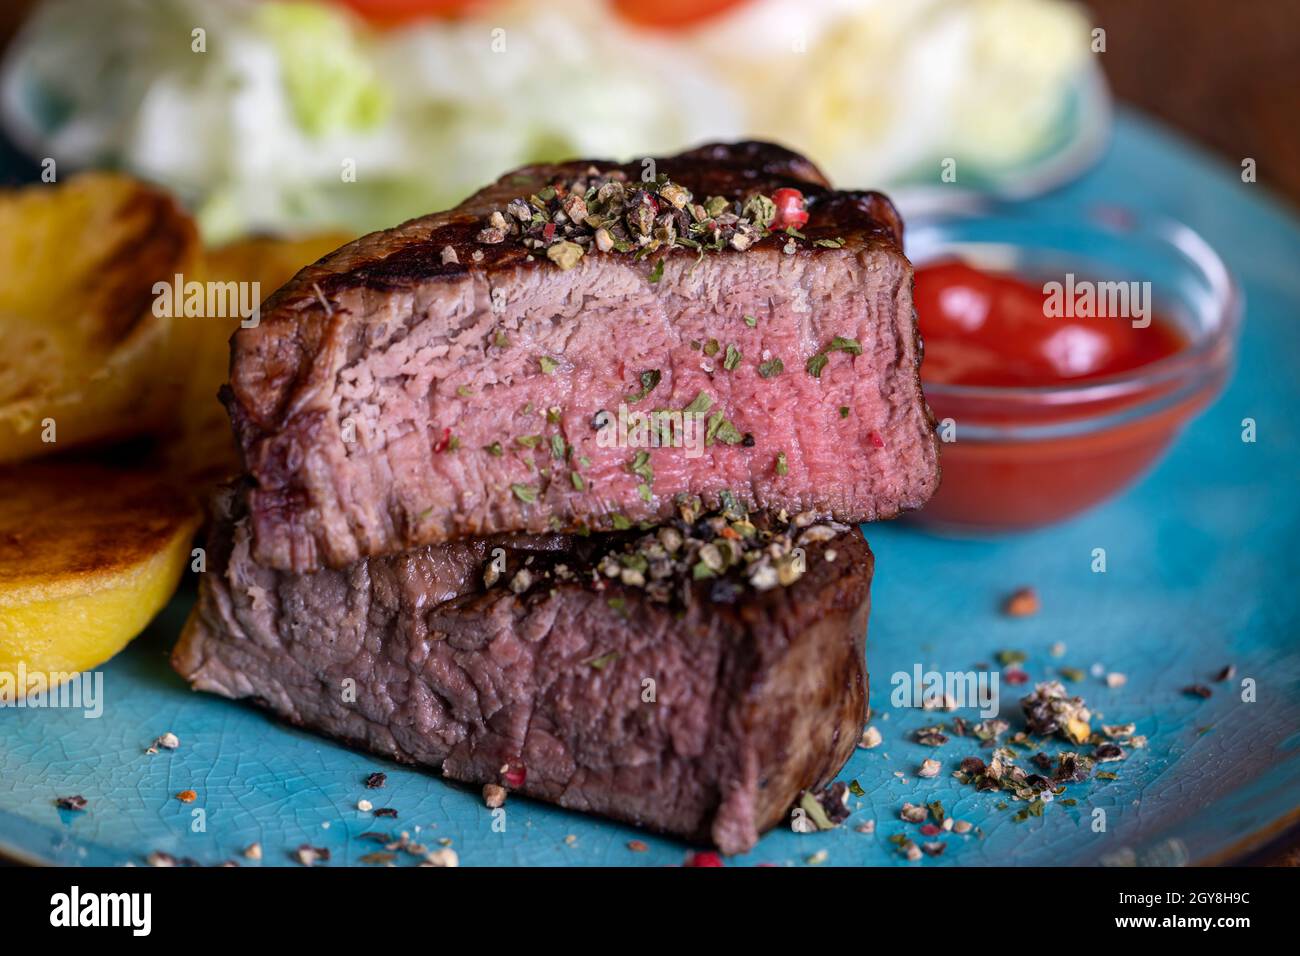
[1087,0,1300,206]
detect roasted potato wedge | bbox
[0,455,200,691]
[0,173,199,464]
[167,231,353,483]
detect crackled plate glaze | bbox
[2,112,1298,866]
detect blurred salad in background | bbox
[1,0,1105,242]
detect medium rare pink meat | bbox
[226,141,938,572]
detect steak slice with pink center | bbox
[226,141,938,572]
[172,486,872,855]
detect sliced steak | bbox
[227,140,938,571]
[173,486,871,854]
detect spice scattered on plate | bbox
[483,784,507,809]
[858,726,883,749]
[1105,672,1127,688]
[1214,664,1236,682]
[357,799,373,812]
[1183,684,1213,699]
[55,795,87,811]
[1003,587,1039,617]
[293,845,330,866]
[146,732,180,754]
[175,789,197,804]
[243,843,262,861]
[423,847,459,867]
[373,807,398,818]
[914,725,949,747]
[364,772,387,789]
[900,803,927,823]
[918,758,941,778]
[627,840,648,852]
[1021,681,1092,743]
[796,783,850,831]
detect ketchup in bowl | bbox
[916,261,1185,389]
[905,212,1239,535]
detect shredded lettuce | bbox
[256,2,389,137]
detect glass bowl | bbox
[904,205,1241,534]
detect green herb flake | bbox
[511,483,538,504]
[706,411,744,446]
[829,336,863,355]
[757,358,784,379]
[456,385,474,398]
[806,353,829,378]
[776,452,788,476]
[627,369,662,403]
[839,406,850,419]
[723,344,742,371]
[570,471,586,492]
[683,391,714,415]
[814,237,846,248]
[610,513,632,530]
[539,356,560,375]
[692,561,716,580]
[515,435,542,449]
[586,650,621,670]
[485,441,504,457]
[703,338,720,357]
[629,451,653,482]
[550,434,566,459]
[848,780,865,797]
[637,483,652,503]
[744,314,757,328]
[647,258,665,283]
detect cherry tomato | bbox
[610,0,750,30]
[914,260,1183,387]
[770,187,809,231]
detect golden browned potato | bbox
[0,173,199,464]
[167,231,354,484]
[0,455,201,692]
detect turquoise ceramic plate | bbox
[2,112,1298,866]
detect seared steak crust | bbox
[227,141,936,571]
[172,486,871,854]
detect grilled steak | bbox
[226,141,938,571]
[173,486,872,853]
